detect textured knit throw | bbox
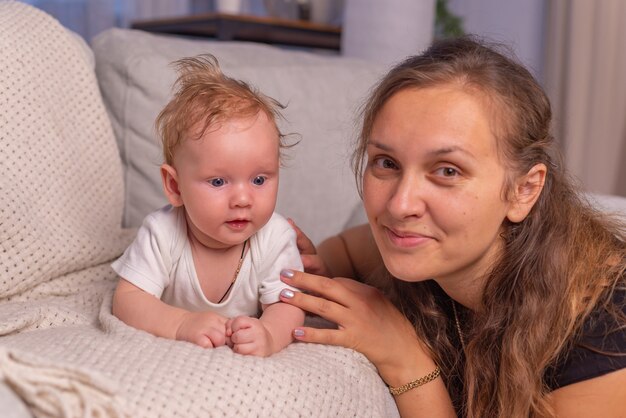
[0,2,398,417]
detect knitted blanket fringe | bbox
[0,348,126,418]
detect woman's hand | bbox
[278,269,456,416]
[278,269,434,384]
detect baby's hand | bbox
[226,316,274,357]
[176,311,228,348]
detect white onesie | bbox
[111,205,302,318]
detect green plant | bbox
[435,0,465,38]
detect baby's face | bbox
[172,112,280,249]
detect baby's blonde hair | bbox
[156,54,287,165]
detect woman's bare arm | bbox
[292,221,383,281]
[549,368,626,417]
[318,223,383,282]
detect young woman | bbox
[278,37,626,417]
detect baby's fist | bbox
[226,316,274,357]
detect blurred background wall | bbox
[19,0,626,197]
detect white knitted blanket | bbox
[0,2,398,417]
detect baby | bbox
[111,55,304,357]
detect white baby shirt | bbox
[111,205,302,318]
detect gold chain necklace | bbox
[217,239,248,304]
[451,300,466,351]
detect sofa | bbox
[2,3,626,418]
[0,2,400,417]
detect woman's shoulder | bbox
[545,285,626,390]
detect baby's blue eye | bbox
[253,176,266,186]
[210,178,225,187]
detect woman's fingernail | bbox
[280,289,295,299]
[280,269,294,279]
[294,329,305,338]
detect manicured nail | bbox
[280,269,294,278]
[280,289,295,299]
[294,329,305,338]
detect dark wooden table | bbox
[131,13,342,50]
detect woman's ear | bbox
[506,163,547,223]
[161,164,184,207]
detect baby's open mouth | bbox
[226,219,250,229]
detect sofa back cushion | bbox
[0,2,130,298]
[92,29,383,244]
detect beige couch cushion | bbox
[0,3,132,300]
[93,29,383,244]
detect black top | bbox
[434,283,626,414]
[544,286,626,389]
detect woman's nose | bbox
[386,174,426,220]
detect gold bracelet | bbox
[387,366,441,396]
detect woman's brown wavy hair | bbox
[352,36,626,417]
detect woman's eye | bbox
[210,178,225,187]
[437,167,459,177]
[252,176,266,186]
[374,157,398,170]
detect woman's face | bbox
[363,85,515,289]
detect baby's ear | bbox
[161,164,183,207]
[506,163,547,223]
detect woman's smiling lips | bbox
[384,226,433,248]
